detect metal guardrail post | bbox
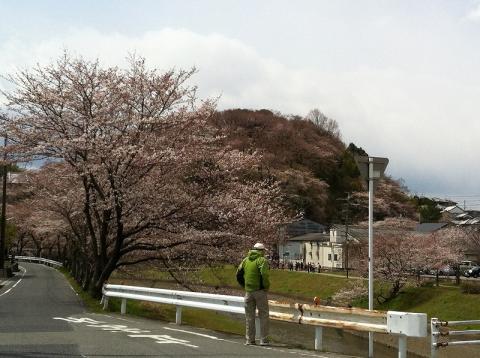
[121,298,127,315]
[103,296,109,310]
[398,334,407,358]
[431,318,439,358]
[315,326,323,351]
[176,306,182,325]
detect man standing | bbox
[236,242,270,346]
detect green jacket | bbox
[237,249,270,292]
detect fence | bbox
[14,256,63,267]
[431,318,480,357]
[102,283,427,357]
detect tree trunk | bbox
[89,255,119,299]
[82,265,92,291]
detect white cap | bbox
[253,242,265,250]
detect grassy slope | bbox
[199,265,349,301]
[378,285,480,321]
[203,267,480,319]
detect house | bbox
[7,172,28,184]
[438,205,480,226]
[441,205,465,221]
[278,219,328,266]
[279,220,366,270]
[280,219,427,271]
[279,232,329,263]
[431,198,457,210]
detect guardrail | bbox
[102,284,427,357]
[431,318,480,357]
[14,256,63,267]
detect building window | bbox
[328,254,332,261]
[334,254,338,261]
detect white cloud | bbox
[466,2,480,21]
[1,27,479,197]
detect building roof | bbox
[286,232,330,242]
[331,224,416,241]
[442,205,465,213]
[453,218,480,225]
[7,172,27,184]
[286,219,327,238]
[431,197,457,209]
[415,222,449,233]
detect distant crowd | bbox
[278,261,322,273]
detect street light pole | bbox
[0,136,6,272]
[368,158,374,358]
[343,193,351,279]
[353,155,388,358]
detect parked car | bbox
[464,266,480,278]
[422,268,437,275]
[439,265,456,276]
[459,260,478,272]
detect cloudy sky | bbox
[1,0,479,208]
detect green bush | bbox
[460,281,480,294]
[420,280,435,288]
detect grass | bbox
[270,269,349,301]
[58,267,104,313]
[379,285,480,320]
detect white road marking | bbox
[96,314,137,323]
[54,316,330,356]
[54,316,198,349]
[163,327,224,340]
[85,324,150,334]
[0,266,26,297]
[54,317,106,324]
[68,284,78,295]
[128,334,199,348]
[163,326,331,356]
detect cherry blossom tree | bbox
[2,55,291,297]
[413,227,464,273]
[458,226,480,263]
[350,225,464,303]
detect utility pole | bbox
[344,193,350,278]
[0,136,7,272]
[338,193,354,278]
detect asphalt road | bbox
[0,263,357,358]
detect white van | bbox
[459,260,477,271]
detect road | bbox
[0,263,357,358]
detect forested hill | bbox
[212,109,416,224]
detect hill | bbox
[212,109,416,224]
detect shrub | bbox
[460,281,480,294]
[332,280,368,306]
[419,280,435,288]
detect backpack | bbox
[237,266,245,287]
[236,259,246,287]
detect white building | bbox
[278,220,359,270]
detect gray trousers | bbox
[245,289,269,342]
